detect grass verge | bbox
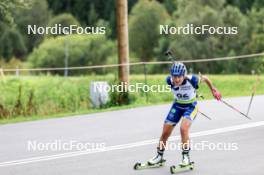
[0,74,263,124]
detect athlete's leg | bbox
[148,104,182,164]
[159,104,183,151]
[158,123,175,150]
[180,118,192,150]
[148,124,175,165]
[179,105,198,165]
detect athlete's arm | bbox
[200,75,222,100]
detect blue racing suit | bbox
[165,75,200,126]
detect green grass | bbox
[0,74,263,124]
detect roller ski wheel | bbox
[133,159,166,170]
[170,162,194,174]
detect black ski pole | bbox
[246,75,261,116]
[220,99,251,120]
[198,111,212,120]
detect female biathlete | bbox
[148,62,222,166]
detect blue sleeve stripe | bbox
[191,75,199,89]
[166,76,172,86]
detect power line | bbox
[2,52,264,72]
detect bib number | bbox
[176,93,189,99]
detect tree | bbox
[154,0,252,73]
[129,0,169,61]
[162,0,177,15]
[47,0,112,26]
[46,0,138,39]
[0,0,32,25]
[87,4,98,26]
[48,13,80,37]
[0,28,27,61]
[246,8,264,73]
[28,35,116,75]
[226,0,264,13]
[14,0,50,52]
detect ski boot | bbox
[134,148,166,170]
[170,150,194,174]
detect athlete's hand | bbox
[212,87,222,100]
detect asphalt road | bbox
[0,95,263,175]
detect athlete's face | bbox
[172,76,184,86]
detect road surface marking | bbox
[1,121,264,167]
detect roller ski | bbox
[170,151,194,174]
[134,153,166,170]
[170,162,194,174]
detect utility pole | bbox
[64,36,69,77]
[116,0,129,83]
